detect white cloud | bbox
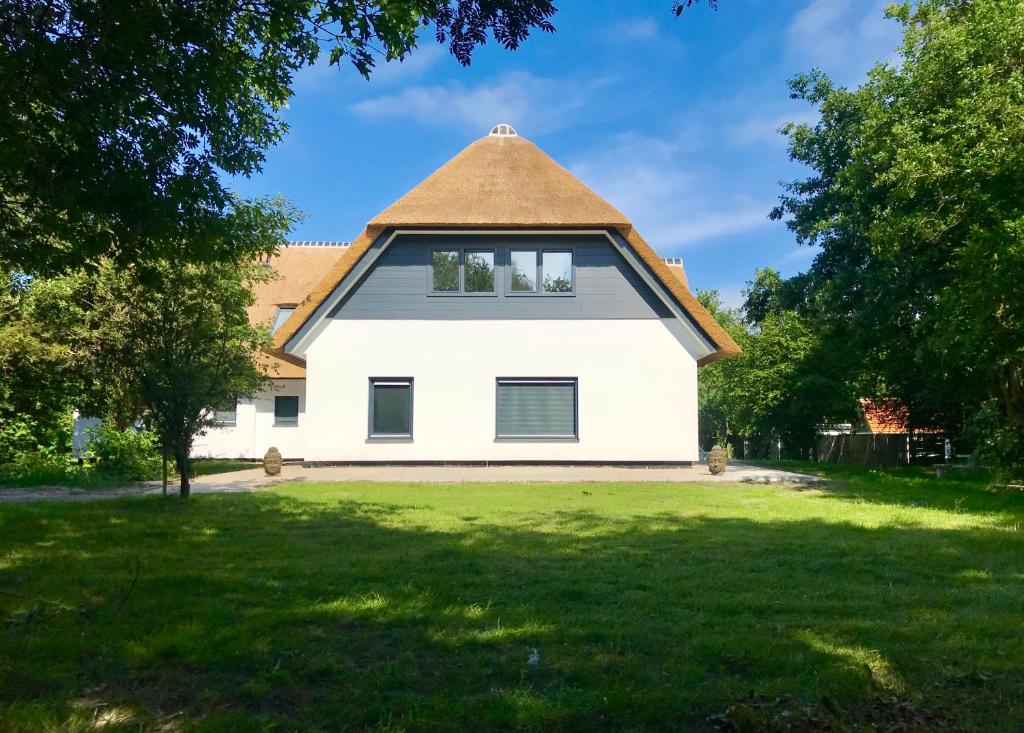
[369,44,446,84]
[570,133,774,250]
[606,17,660,42]
[786,0,902,82]
[730,110,819,147]
[713,284,747,311]
[350,71,611,136]
[292,56,336,94]
[778,244,821,271]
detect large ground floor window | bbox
[369,378,414,439]
[495,378,578,440]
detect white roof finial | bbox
[489,123,517,137]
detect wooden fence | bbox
[815,433,947,467]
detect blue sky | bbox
[231,0,903,308]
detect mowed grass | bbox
[1,474,1022,731]
[189,459,257,478]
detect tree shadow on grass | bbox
[1,492,1022,731]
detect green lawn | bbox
[189,458,257,478]
[1,473,1022,731]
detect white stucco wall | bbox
[191,379,306,460]
[302,319,699,462]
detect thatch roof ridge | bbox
[370,134,632,229]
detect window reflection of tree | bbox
[432,251,459,291]
[510,254,536,291]
[465,252,494,292]
[544,275,572,293]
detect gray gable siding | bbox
[329,234,672,320]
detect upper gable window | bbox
[432,250,459,292]
[542,251,573,293]
[430,247,496,295]
[509,248,575,295]
[465,250,495,292]
[509,250,537,292]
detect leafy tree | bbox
[0,275,87,464]
[696,289,745,451]
[729,309,854,457]
[0,1,726,276]
[697,271,856,458]
[0,1,559,275]
[773,0,1024,468]
[82,257,275,497]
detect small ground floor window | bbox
[369,378,414,439]
[274,395,299,426]
[496,378,578,440]
[214,401,237,427]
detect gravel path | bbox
[0,462,821,503]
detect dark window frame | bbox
[273,395,300,427]
[368,377,415,441]
[506,247,576,297]
[428,246,498,297]
[494,377,579,441]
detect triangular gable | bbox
[272,132,741,366]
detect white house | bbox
[192,125,740,464]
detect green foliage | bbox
[961,399,1023,478]
[697,275,856,457]
[84,425,162,482]
[190,459,257,478]
[0,194,292,495]
[0,448,79,488]
[80,257,277,496]
[733,310,853,456]
[696,289,744,449]
[0,278,83,464]
[1,422,161,487]
[772,0,1024,468]
[0,1,556,275]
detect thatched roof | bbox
[251,243,350,378]
[374,134,631,228]
[273,129,741,366]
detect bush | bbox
[0,449,80,487]
[0,410,74,466]
[962,400,1024,479]
[86,425,162,481]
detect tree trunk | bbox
[174,448,191,498]
[161,451,168,497]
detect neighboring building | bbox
[192,125,740,464]
[857,398,915,434]
[815,398,948,467]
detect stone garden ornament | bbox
[708,445,727,475]
[263,446,283,476]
